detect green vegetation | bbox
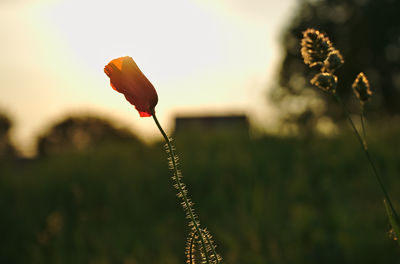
[271,0,400,131]
[1,124,399,263]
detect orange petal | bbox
[109,81,118,92]
[139,111,152,117]
[110,57,124,71]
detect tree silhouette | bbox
[36,115,140,156]
[0,112,18,158]
[270,0,400,132]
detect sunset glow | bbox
[0,0,296,155]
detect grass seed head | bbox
[310,73,338,92]
[323,50,344,73]
[301,29,334,67]
[352,72,372,103]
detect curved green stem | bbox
[152,112,212,264]
[333,93,400,225]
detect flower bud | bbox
[104,56,158,117]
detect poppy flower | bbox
[104,56,158,117]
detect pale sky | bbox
[0,0,297,155]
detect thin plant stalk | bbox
[152,112,217,264]
[300,28,400,242]
[203,229,220,263]
[333,93,400,225]
[360,105,368,150]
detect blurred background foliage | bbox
[36,116,140,156]
[0,110,400,263]
[271,0,400,134]
[0,112,18,159]
[2,0,400,262]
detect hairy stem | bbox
[202,228,220,263]
[333,93,400,225]
[152,112,213,264]
[187,231,197,264]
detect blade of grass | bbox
[384,199,400,244]
[333,93,400,234]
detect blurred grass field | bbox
[1,122,400,264]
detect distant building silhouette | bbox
[174,115,249,137]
